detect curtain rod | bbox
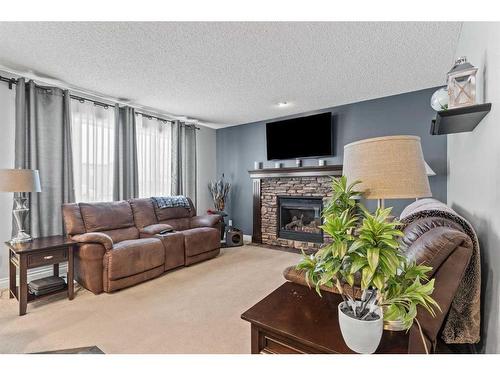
[1,74,117,109]
[134,111,200,130]
[0,74,200,130]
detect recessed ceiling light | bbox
[277,101,290,107]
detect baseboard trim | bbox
[0,264,68,289]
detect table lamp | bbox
[343,135,431,208]
[0,169,42,243]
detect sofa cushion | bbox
[403,226,471,276]
[101,227,140,243]
[80,201,135,232]
[190,214,221,229]
[105,238,165,280]
[105,266,164,293]
[140,223,174,236]
[400,216,463,252]
[183,227,220,257]
[159,218,191,231]
[62,203,86,235]
[129,198,158,229]
[156,232,185,270]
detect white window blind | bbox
[71,100,115,202]
[136,115,172,197]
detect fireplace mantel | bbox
[249,164,342,245]
[248,165,342,179]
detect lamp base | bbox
[10,230,32,244]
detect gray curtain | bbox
[113,105,139,200]
[14,78,75,237]
[171,121,197,204]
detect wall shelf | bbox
[431,103,492,135]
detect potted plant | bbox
[296,176,440,354]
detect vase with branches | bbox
[208,174,231,211]
[296,176,440,353]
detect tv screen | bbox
[266,112,333,160]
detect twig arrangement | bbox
[208,174,231,211]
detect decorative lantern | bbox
[447,56,478,109]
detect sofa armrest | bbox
[140,223,174,236]
[190,214,221,229]
[283,266,363,298]
[72,232,113,250]
[409,241,473,353]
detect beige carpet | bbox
[0,245,301,354]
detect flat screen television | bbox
[266,112,333,160]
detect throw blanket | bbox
[399,199,481,345]
[152,196,191,210]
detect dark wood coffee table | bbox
[241,282,408,354]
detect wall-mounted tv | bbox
[266,112,333,160]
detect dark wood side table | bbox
[6,235,75,316]
[241,282,408,354]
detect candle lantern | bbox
[447,56,478,109]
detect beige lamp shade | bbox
[0,169,42,192]
[343,135,431,199]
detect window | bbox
[136,115,172,197]
[71,100,115,202]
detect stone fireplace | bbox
[249,165,342,251]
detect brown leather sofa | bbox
[283,199,479,354]
[62,198,221,294]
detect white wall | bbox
[447,22,500,353]
[196,125,217,213]
[0,84,16,280]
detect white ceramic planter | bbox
[338,301,383,354]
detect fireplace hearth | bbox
[278,196,323,243]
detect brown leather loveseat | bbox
[62,197,221,294]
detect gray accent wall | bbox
[216,87,447,235]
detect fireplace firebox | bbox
[278,196,323,243]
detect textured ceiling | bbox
[0,22,461,128]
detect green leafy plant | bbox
[296,176,440,331]
[323,176,361,218]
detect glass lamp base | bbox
[11,195,32,244]
[10,230,32,244]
